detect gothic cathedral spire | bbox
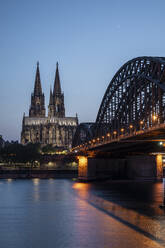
[48,62,65,118]
[53,62,61,95]
[34,61,42,95]
[29,62,45,117]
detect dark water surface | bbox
[0,179,165,248]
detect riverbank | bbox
[0,169,78,179]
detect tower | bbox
[48,62,65,118]
[48,86,54,117]
[29,62,45,117]
[21,61,78,148]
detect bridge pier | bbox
[78,156,97,181]
[78,156,128,181]
[78,155,163,181]
[156,154,163,180]
[126,155,157,180]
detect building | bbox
[21,62,78,149]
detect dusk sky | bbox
[1,0,165,141]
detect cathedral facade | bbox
[21,62,78,149]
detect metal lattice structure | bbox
[72,123,95,147]
[95,56,165,137]
[73,56,165,148]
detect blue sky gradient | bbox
[1,0,165,141]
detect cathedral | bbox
[21,62,78,149]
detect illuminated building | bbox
[21,62,78,149]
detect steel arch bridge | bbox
[73,56,165,150]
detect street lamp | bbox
[153,115,157,121]
[153,115,158,123]
[106,133,111,141]
[121,128,124,134]
[152,115,159,126]
[113,131,117,139]
[140,120,143,130]
[129,125,133,135]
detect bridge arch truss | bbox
[95,56,165,137]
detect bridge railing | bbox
[71,122,165,152]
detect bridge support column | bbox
[156,154,163,180]
[78,156,96,181]
[77,155,163,181]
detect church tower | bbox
[48,62,65,117]
[21,62,78,148]
[29,62,45,117]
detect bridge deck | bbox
[73,123,165,154]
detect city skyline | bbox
[1,0,165,141]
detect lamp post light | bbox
[107,133,110,141]
[120,128,124,136]
[153,115,157,121]
[129,125,133,135]
[140,120,144,130]
[113,131,117,139]
[152,115,158,125]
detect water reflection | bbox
[32,178,40,186]
[72,181,165,247]
[32,178,40,202]
[0,179,165,248]
[48,178,55,184]
[7,178,13,183]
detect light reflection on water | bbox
[0,179,165,248]
[32,178,40,186]
[72,181,165,247]
[7,178,13,183]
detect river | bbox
[0,179,165,248]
